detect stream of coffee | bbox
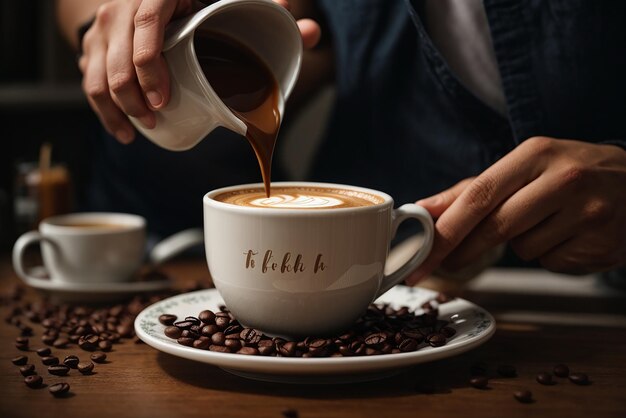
[194,30,281,197]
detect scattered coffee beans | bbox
[569,373,590,385]
[63,355,80,368]
[77,361,94,375]
[36,347,51,357]
[24,374,43,388]
[49,382,71,397]
[91,353,107,363]
[15,336,29,351]
[48,365,70,376]
[553,364,570,378]
[12,355,28,366]
[514,390,533,403]
[536,372,554,385]
[162,301,455,358]
[41,356,59,366]
[469,376,489,389]
[20,364,36,376]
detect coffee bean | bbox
[277,341,297,357]
[282,408,299,418]
[569,373,590,385]
[258,340,275,356]
[173,320,195,330]
[193,339,210,350]
[365,332,388,347]
[184,316,201,326]
[536,372,554,385]
[426,333,446,347]
[469,376,489,389]
[177,337,195,347]
[24,374,43,388]
[78,334,100,351]
[398,338,419,352]
[91,353,107,363]
[224,338,242,351]
[497,364,517,377]
[237,347,259,355]
[48,365,70,376]
[553,364,570,378]
[99,340,112,352]
[12,355,28,366]
[164,326,182,339]
[436,293,453,304]
[77,361,94,374]
[158,314,177,326]
[215,315,230,329]
[20,364,36,376]
[209,345,231,353]
[53,338,69,349]
[211,332,226,346]
[36,347,52,357]
[49,382,70,397]
[513,390,533,403]
[42,356,59,366]
[63,355,80,368]
[198,310,216,324]
[240,328,262,346]
[42,334,56,346]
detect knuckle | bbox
[481,215,510,244]
[524,136,554,156]
[108,71,135,94]
[464,175,498,215]
[83,79,108,100]
[94,2,115,26]
[559,165,586,188]
[581,199,613,224]
[134,8,161,30]
[133,47,159,69]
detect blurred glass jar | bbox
[14,162,73,234]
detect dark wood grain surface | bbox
[1,256,625,418]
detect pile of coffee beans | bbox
[160,297,456,357]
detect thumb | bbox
[416,177,475,218]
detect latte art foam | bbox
[215,186,384,209]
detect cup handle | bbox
[376,204,435,297]
[12,231,55,286]
[149,228,204,265]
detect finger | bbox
[411,143,547,281]
[133,0,180,109]
[107,12,156,129]
[83,42,135,143]
[509,210,575,263]
[442,172,562,270]
[273,0,290,10]
[416,177,474,218]
[297,18,321,49]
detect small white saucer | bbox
[21,267,172,303]
[135,286,495,384]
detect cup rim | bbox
[40,212,146,235]
[204,182,394,215]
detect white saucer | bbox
[135,286,495,384]
[22,267,172,303]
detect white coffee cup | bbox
[12,213,146,284]
[130,0,302,151]
[203,182,435,337]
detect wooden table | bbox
[1,255,625,418]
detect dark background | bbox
[0,2,95,253]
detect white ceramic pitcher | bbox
[130,0,303,150]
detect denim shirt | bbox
[312,0,626,206]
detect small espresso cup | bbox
[12,213,146,285]
[130,0,302,151]
[204,182,435,337]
